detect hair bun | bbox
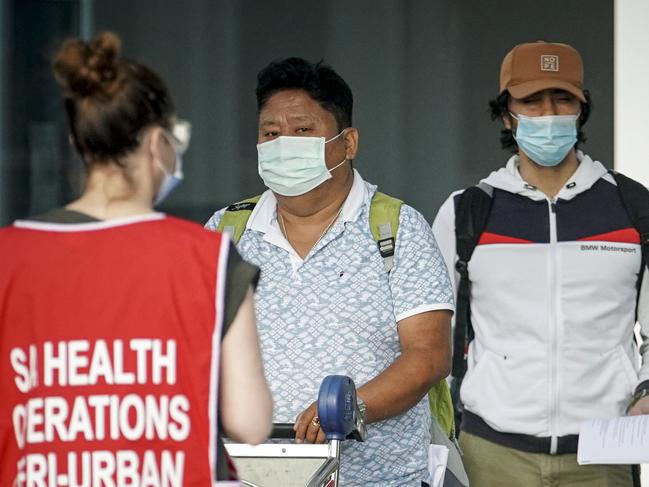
[53,31,122,98]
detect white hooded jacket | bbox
[433,151,649,440]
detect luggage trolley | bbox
[225,375,367,487]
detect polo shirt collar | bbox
[247,168,370,235]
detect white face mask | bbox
[257,131,347,196]
[153,120,191,206]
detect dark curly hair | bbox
[256,57,353,131]
[488,90,592,152]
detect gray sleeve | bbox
[222,242,260,338]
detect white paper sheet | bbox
[578,415,649,465]
[428,444,449,487]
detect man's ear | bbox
[502,113,513,131]
[68,133,83,155]
[343,127,359,160]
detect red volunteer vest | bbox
[0,214,231,487]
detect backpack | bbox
[217,191,457,438]
[450,170,649,436]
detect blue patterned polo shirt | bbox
[206,170,454,486]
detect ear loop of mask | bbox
[325,130,345,144]
[325,129,348,173]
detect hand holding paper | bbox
[628,396,649,416]
[578,415,649,465]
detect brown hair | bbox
[52,31,174,164]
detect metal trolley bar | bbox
[224,375,366,487]
[226,442,341,487]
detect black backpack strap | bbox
[609,171,649,264]
[451,183,494,379]
[609,171,649,321]
[610,171,649,457]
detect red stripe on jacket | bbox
[478,232,534,245]
[577,227,640,244]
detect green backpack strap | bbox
[369,191,455,438]
[369,191,402,272]
[216,195,262,244]
[428,380,455,439]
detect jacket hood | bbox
[480,151,610,201]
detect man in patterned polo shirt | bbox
[206,57,454,486]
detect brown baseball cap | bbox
[499,41,585,102]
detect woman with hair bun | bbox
[0,32,271,486]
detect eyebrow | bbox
[259,114,316,127]
[287,115,314,122]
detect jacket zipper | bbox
[548,198,559,454]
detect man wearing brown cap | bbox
[432,41,649,486]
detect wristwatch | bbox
[356,396,367,422]
[626,388,649,414]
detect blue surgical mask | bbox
[154,120,191,205]
[257,132,346,196]
[154,155,183,205]
[510,113,579,167]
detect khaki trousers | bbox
[458,432,633,487]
